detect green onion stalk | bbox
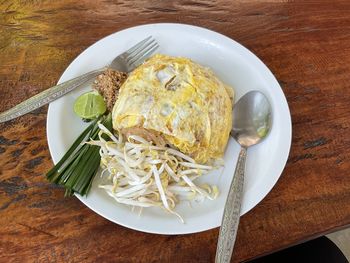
[46,113,112,196]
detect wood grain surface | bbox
[1,0,350,262]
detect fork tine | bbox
[128,44,159,68]
[126,38,157,62]
[125,36,152,55]
[128,41,158,64]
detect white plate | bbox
[47,23,291,235]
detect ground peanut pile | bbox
[93,69,128,112]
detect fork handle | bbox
[215,146,247,263]
[0,68,106,123]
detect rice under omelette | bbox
[112,54,234,163]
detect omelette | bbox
[112,54,234,164]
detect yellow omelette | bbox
[112,54,234,164]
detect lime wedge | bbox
[74,91,106,119]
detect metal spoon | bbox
[215,90,272,263]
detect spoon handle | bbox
[215,146,247,263]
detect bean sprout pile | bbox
[88,123,220,223]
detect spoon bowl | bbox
[231,90,272,147]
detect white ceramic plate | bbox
[47,23,291,235]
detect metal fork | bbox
[0,36,159,123]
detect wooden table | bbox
[1,1,350,262]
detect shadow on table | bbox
[247,237,348,263]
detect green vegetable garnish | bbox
[46,113,112,196]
